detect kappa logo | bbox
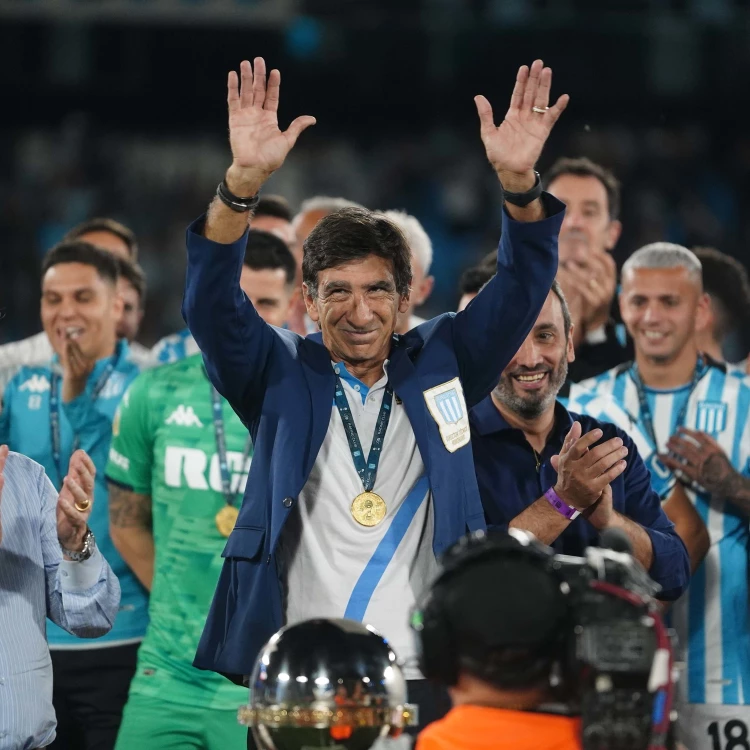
[423,377,470,453]
[19,374,50,393]
[165,405,204,428]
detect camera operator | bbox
[411,530,675,750]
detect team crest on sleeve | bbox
[423,378,470,452]
[696,401,727,435]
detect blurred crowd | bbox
[2,116,749,356]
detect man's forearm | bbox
[110,527,154,591]
[717,473,750,517]
[510,496,571,545]
[108,482,154,590]
[606,512,654,570]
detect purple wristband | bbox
[544,487,581,521]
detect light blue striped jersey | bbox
[568,360,750,706]
[0,339,149,648]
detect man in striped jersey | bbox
[567,242,750,749]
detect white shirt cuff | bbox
[585,325,608,345]
[59,547,105,592]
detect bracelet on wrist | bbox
[544,487,581,521]
[502,171,542,207]
[216,180,260,213]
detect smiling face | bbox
[304,255,409,369]
[41,262,122,359]
[493,291,574,420]
[620,266,708,365]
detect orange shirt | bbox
[415,704,582,750]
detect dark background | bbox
[1,0,748,352]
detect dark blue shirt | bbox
[469,396,690,600]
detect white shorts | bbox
[677,702,750,750]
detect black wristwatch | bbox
[216,180,260,213]
[502,171,543,207]
[61,528,96,562]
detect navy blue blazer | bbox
[470,397,690,600]
[184,197,565,681]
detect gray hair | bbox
[293,196,365,230]
[622,242,702,285]
[378,209,433,276]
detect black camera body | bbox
[551,542,673,750]
[413,530,675,750]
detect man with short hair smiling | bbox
[0,241,149,750]
[185,56,569,731]
[567,242,750,747]
[469,282,689,599]
[0,218,146,397]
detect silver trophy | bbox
[238,618,417,749]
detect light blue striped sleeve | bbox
[39,467,121,637]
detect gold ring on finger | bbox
[74,500,91,512]
[532,106,549,114]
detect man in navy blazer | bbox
[184,57,569,721]
[469,282,690,600]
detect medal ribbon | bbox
[333,375,394,493]
[210,384,253,508]
[49,357,118,486]
[629,355,707,450]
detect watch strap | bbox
[544,487,581,521]
[503,171,542,207]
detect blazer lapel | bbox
[387,341,432,475]
[299,334,336,479]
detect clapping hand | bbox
[475,59,569,191]
[57,450,96,557]
[550,421,628,512]
[60,335,96,403]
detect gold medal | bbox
[351,492,387,527]
[215,505,239,537]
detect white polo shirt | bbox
[278,361,437,680]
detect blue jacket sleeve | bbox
[181,217,277,420]
[619,430,690,600]
[451,196,565,408]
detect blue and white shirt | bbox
[0,339,149,648]
[0,452,119,750]
[278,362,438,680]
[568,360,750,706]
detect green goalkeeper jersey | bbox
[105,354,250,709]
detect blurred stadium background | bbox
[1,0,748,348]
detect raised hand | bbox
[550,422,628,511]
[57,449,96,554]
[226,57,316,193]
[0,445,8,545]
[475,60,569,184]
